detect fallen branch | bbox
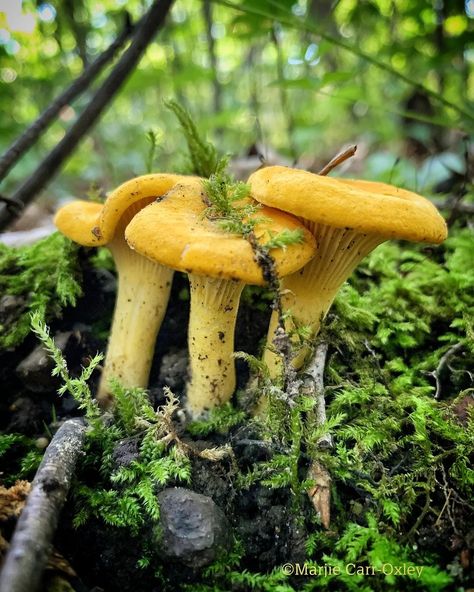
[0,0,175,231]
[0,419,86,592]
[0,13,133,183]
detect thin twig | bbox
[0,419,86,592]
[301,341,332,449]
[430,342,464,399]
[246,230,297,392]
[202,0,222,116]
[0,0,175,231]
[245,226,302,412]
[301,341,333,528]
[404,476,434,541]
[0,14,133,183]
[436,465,461,536]
[318,145,357,176]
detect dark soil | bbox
[2,249,295,592]
[55,430,311,592]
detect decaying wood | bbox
[0,419,86,592]
[0,14,133,184]
[45,550,77,579]
[0,481,31,523]
[0,481,31,561]
[0,0,175,232]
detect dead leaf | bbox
[307,461,331,529]
[46,549,77,578]
[0,480,31,521]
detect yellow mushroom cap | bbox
[54,174,190,246]
[54,200,103,246]
[248,166,447,244]
[125,179,316,286]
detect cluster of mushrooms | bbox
[55,166,447,419]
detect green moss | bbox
[27,225,473,590]
[0,232,82,350]
[187,402,246,437]
[168,100,304,251]
[30,318,191,535]
[165,99,219,177]
[222,226,473,590]
[0,433,43,485]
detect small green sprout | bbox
[145,128,163,174]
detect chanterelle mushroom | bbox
[248,166,448,376]
[54,174,188,405]
[125,178,316,418]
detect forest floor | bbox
[0,211,473,592]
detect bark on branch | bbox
[0,0,175,232]
[0,14,133,184]
[0,419,86,592]
[202,0,222,116]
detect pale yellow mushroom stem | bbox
[96,200,173,406]
[187,273,244,418]
[263,222,385,377]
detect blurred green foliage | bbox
[0,0,472,202]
